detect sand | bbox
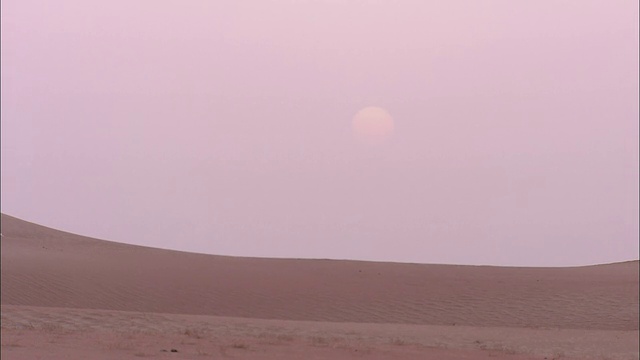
[1,213,638,359]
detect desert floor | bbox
[1,214,638,359]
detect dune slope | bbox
[1,213,638,331]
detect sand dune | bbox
[1,213,638,359]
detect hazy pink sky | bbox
[2,0,638,266]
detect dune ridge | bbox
[2,213,638,331]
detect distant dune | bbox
[1,213,637,330]
[1,213,638,359]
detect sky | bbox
[1,0,638,266]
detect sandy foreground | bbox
[1,214,638,359]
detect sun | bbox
[352,106,395,145]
